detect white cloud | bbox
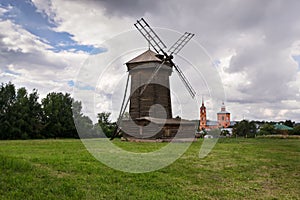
[0,16,89,98]
[33,0,134,46]
[1,0,300,122]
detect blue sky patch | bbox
[292,55,300,70]
[0,0,105,55]
[213,59,221,67]
[4,69,21,76]
[68,80,95,91]
[67,80,75,87]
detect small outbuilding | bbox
[274,124,293,135]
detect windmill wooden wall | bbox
[126,50,173,120]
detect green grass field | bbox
[0,138,299,199]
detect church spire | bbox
[221,101,226,112]
[199,97,207,130]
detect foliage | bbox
[42,92,77,138]
[221,129,230,136]
[0,82,97,140]
[283,120,295,128]
[258,123,276,135]
[0,83,43,139]
[232,120,257,138]
[0,82,16,139]
[291,125,300,135]
[97,112,116,138]
[73,101,100,138]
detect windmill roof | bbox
[126,49,162,64]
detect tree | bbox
[27,89,43,138]
[11,87,31,139]
[0,82,16,139]
[232,120,257,138]
[258,123,275,135]
[42,92,77,138]
[291,125,300,135]
[10,87,43,139]
[221,129,230,136]
[73,101,96,138]
[97,112,115,138]
[283,120,295,128]
[0,82,97,140]
[0,83,43,139]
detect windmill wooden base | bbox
[120,117,196,140]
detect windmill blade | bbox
[140,60,166,95]
[168,32,194,55]
[134,18,167,55]
[173,64,196,98]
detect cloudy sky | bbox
[1,0,300,122]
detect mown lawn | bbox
[0,138,299,199]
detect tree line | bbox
[1,82,299,140]
[0,82,115,140]
[231,119,300,138]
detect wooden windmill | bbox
[111,18,196,140]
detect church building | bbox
[199,100,231,130]
[217,102,231,128]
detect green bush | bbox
[291,125,300,135]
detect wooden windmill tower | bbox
[111,18,196,140]
[126,49,173,120]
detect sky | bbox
[0,0,300,122]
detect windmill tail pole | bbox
[111,74,130,140]
[111,95,131,140]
